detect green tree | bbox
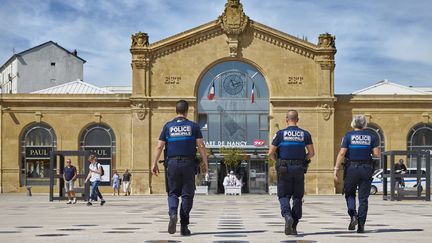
[220,147,243,173]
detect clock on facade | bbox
[222,72,245,95]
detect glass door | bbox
[248,159,268,194]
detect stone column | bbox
[316,33,336,97]
[315,103,336,194]
[130,32,152,194]
[130,32,150,96]
[130,101,151,194]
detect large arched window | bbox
[197,60,269,147]
[80,124,116,185]
[20,123,57,186]
[365,123,385,168]
[197,60,270,194]
[407,123,432,168]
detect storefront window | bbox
[408,124,432,168]
[20,123,57,186]
[80,124,115,185]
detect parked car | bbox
[370,168,427,195]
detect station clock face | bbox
[223,72,245,95]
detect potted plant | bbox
[195,148,212,195]
[265,155,278,195]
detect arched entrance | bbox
[197,60,269,194]
[365,123,385,168]
[407,123,432,169]
[80,124,116,185]
[20,123,57,186]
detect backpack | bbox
[97,163,105,177]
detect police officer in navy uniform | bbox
[268,110,315,235]
[151,100,208,236]
[334,115,380,233]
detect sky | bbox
[0,0,431,94]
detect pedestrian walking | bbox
[63,159,77,204]
[84,155,106,206]
[151,100,208,236]
[268,110,315,235]
[112,170,120,196]
[395,159,407,188]
[334,115,380,233]
[123,169,132,196]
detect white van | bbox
[370,168,427,195]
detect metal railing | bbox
[382,150,430,201]
[49,150,90,201]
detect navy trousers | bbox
[343,164,373,224]
[167,158,196,226]
[277,165,304,225]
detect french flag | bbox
[208,82,215,100]
[250,83,255,103]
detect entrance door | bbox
[248,159,268,193]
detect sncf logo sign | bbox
[253,139,265,147]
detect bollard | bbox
[26,186,32,196]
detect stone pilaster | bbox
[130,100,151,194]
[316,33,336,97]
[130,32,151,97]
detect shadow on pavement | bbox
[297,228,423,237]
[192,230,266,235]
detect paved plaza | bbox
[0,193,431,242]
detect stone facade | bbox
[0,0,431,194]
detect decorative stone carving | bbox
[131,32,149,48]
[422,113,431,123]
[132,103,148,120]
[218,0,250,57]
[321,104,333,121]
[364,113,372,122]
[133,61,146,69]
[219,0,249,35]
[35,112,42,122]
[318,33,336,48]
[227,38,239,57]
[94,112,102,123]
[253,30,315,59]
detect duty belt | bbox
[279,159,303,165]
[168,156,195,160]
[348,160,372,165]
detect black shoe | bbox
[357,222,365,233]
[292,225,298,235]
[348,216,358,230]
[66,201,72,205]
[100,200,106,206]
[284,215,294,235]
[86,202,92,206]
[168,214,178,234]
[181,225,191,236]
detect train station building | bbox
[0,0,431,195]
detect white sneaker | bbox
[67,200,72,204]
[72,198,77,204]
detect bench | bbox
[195,186,209,195]
[224,186,241,196]
[269,186,277,195]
